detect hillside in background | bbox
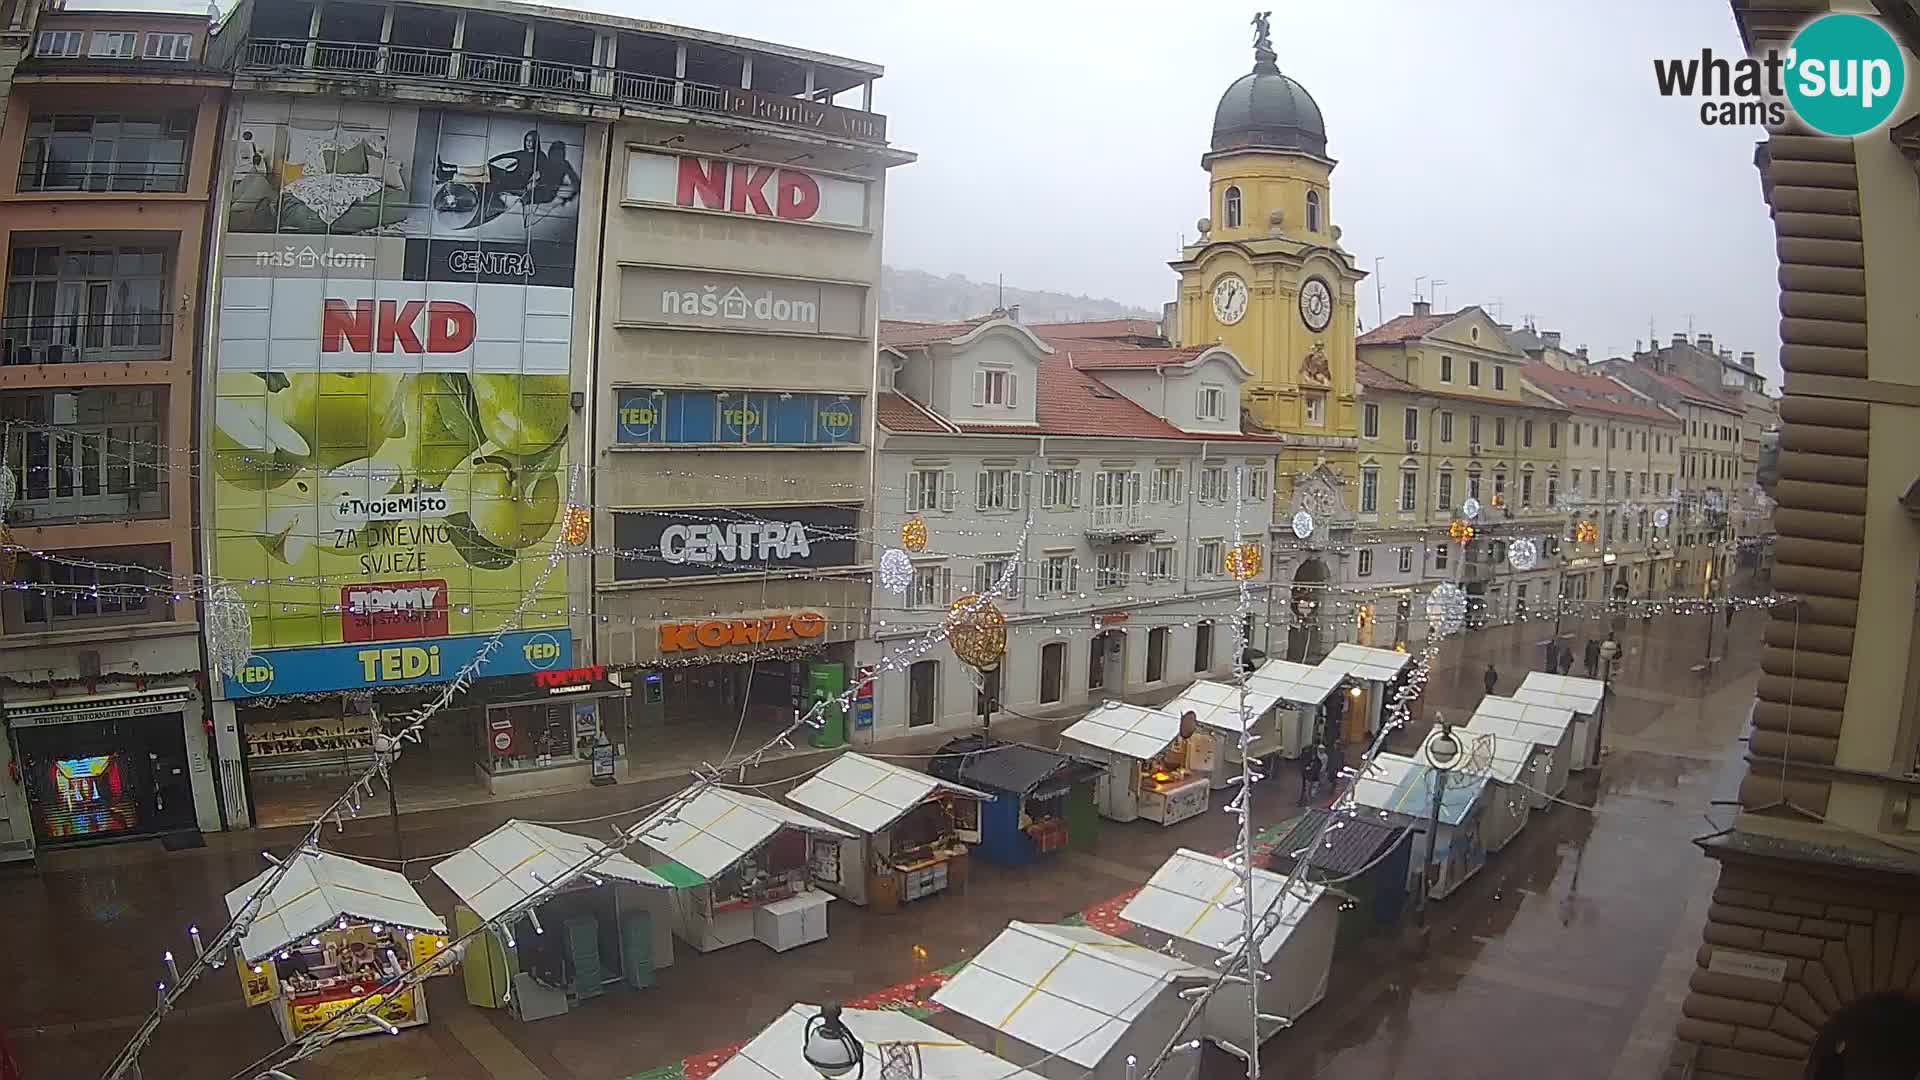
[881,266,1159,324]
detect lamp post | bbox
[1596,637,1620,767]
[1414,715,1460,929]
[803,1003,864,1080]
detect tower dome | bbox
[1211,16,1327,157]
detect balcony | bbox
[2,313,173,366]
[1086,504,1161,544]
[20,111,194,196]
[1,389,169,527]
[4,240,175,366]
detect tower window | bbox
[1306,191,1321,232]
[1223,186,1242,229]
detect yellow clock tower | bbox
[1172,14,1365,504]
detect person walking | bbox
[1584,638,1601,676]
[1299,745,1323,805]
[1559,644,1575,675]
[1484,662,1499,696]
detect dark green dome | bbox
[1211,54,1327,157]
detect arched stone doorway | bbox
[1286,558,1329,663]
[1807,993,1920,1080]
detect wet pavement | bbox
[2,606,1761,1080]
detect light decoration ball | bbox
[1225,541,1263,581]
[1575,519,1599,545]
[1506,537,1539,571]
[1449,519,1475,544]
[206,584,255,679]
[0,458,13,517]
[1290,509,1315,540]
[1461,496,1482,521]
[560,503,591,547]
[1425,582,1469,636]
[945,594,1007,672]
[1653,507,1671,529]
[900,515,929,553]
[877,548,914,595]
[0,521,14,579]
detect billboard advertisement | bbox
[213,99,584,698]
[610,504,860,581]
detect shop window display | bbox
[481,699,615,774]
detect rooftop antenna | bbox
[1489,297,1504,322]
[1413,276,1427,304]
[1431,279,1449,310]
[1373,256,1385,327]
[997,274,1005,311]
[1686,312,1696,336]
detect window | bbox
[1223,185,1242,229]
[1305,190,1321,232]
[35,30,84,57]
[1151,465,1184,505]
[1640,431,1648,451]
[1399,469,1417,512]
[1494,417,1507,446]
[1494,365,1506,390]
[1440,355,1454,383]
[1469,359,1481,386]
[1469,415,1482,446]
[975,468,1022,512]
[1193,621,1214,672]
[1146,627,1169,683]
[1573,424,1582,447]
[1523,420,1534,448]
[5,243,174,362]
[1148,546,1177,581]
[1362,403,1379,439]
[1093,468,1141,526]
[1198,465,1228,503]
[1549,422,1559,449]
[3,389,164,524]
[1039,642,1065,704]
[1040,555,1078,596]
[1589,471,1599,498]
[89,31,139,58]
[13,546,169,632]
[142,32,194,60]
[1243,464,1269,502]
[1096,551,1131,590]
[1439,411,1454,442]
[1437,470,1454,510]
[1196,540,1224,578]
[1357,548,1374,576]
[1521,470,1534,507]
[1042,468,1080,510]
[1303,393,1325,425]
[909,565,949,608]
[1572,468,1582,492]
[1609,427,1618,450]
[1434,544,1449,571]
[1625,473,1634,497]
[1397,546,1413,573]
[1467,466,1482,500]
[1197,384,1226,421]
[1359,468,1378,513]
[1606,471,1617,497]
[1547,475,1559,507]
[908,661,939,728]
[1404,408,1419,442]
[1493,470,1507,504]
[974,367,1016,407]
[973,556,1014,595]
[1636,513,1646,541]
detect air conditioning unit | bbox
[1407,439,1421,452]
[1469,442,1483,456]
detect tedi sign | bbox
[1653,13,1905,134]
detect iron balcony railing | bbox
[238,37,888,143]
[17,163,188,194]
[4,421,168,525]
[1089,504,1143,530]
[1,313,173,365]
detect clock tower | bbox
[1171,14,1365,473]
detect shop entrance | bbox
[15,715,194,844]
[1088,629,1125,696]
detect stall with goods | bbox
[1059,702,1207,825]
[782,753,989,911]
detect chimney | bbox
[1005,304,1021,324]
[1162,300,1178,340]
[1697,332,1714,352]
[1740,350,1756,368]
[1720,347,1732,360]
[1412,299,1432,318]
[1671,332,1686,347]
[1542,330,1562,349]
[1577,346,1589,360]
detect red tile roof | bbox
[1519,364,1677,423]
[1024,318,1163,341]
[1050,344,1211,370]
[1355,310,1461,345]
[879,319,988,347]
[1356,361,1415,393]
[1631,368,1744,413]
[1032,353,1186,438]
[875,392,956,434]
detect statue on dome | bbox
[1251,11,1273,52]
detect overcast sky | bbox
[567,0,1781,379]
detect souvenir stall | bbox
[1058,702,1208,825]
[1466,695,1577,809]
[932,921,1209,1080]
[782,753,990,911]
[1418,727,1534,852]
[226,848,450,1041]
[1513,673,1607,771]
[1121,848,1338,1048]
[1318,643,1416,741]
[710,1003,1046,1080]
[1244,659,1345,758]
[926,737,1105,865]
[1161,680,1286,790]
[1266,808,1412,944]
[634,787,852,954]
[1350,753,1490,902]
[431,819,676,1020]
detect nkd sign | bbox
[624,151,869,229]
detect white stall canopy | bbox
[785,753,991,834]
[1513,672,1608,772]
[1417,728,1534,852]
[933,921,1208,1072]
[226,848,446,964]
[1121,848,1325,963]
[1319,643,1413,684]
[1060,702,1184,761]
[1466,695,1577,805]
[1163,681,1284,735]
[1350,753,1488,827]
[432,819,672,922]
[713,1004,1046,1080]
[636,787,852,880]
[1247,659,1344,707]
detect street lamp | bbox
[1595,637,1620,768]
[1414,715,1461,929]
[803,1003,864,1080]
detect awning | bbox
[633,787,852,881]
[784,753,990,835]
[927,737,1105,798]
[1122,848,1325,962]
[225,848,445,964]
[1468,694,1577,747]
[1513,672,1604,716]
[1059,701,1182,761]
[432,820,671,922]
[1319,642,1413,683]
[1246,658,1343,706]
[3,687,194,728]
[1350,753,1487,826]
[1162,680,1283,734]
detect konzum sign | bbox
[625,151,869,229]
[658,611,828,653]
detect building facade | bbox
[1667,4,1920,1077]
[0,4,227,858]
[858,316,1280,739]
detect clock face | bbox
[1299,277,1333,332]
[1212,275,1248,326]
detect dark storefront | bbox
[7,688,198,845]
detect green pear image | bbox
[470,374,569,456]
[408,373,484,486]
[213,396,310,489]
[277,372,407,472]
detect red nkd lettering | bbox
[776,169,820,220]
[671,156,823,222]
[321,300,475,354]
[675,156,728,211]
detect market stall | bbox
[634,787,852,954]
[1318,643,1415,742]
[1465,695,1577,808]
[1266,808,1411,944]
[926,737,1105,865]
[782,753,990,911]
[711,1002,1046,1080]
[1512,673,1607,771]
[431,819,676,1020]
[932,921,1209,1080]
[1121,848,1337,1047]
[1417,727,1534,852]
[1058,702,1207,825]
[1245,659,1345,758]
[1160,680,1286,790]
[1350,752,1490,902]
[227,848,449,1042]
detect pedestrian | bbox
[1299,745,1323,805]
[1725,603,1735,629]
[1584,638,1601,676]
[1484,662,1499,696]
[1559,644,1574,675]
